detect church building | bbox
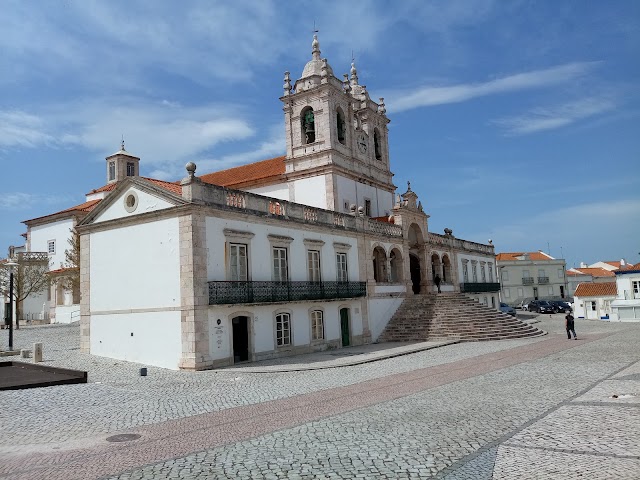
[17,36,505,370]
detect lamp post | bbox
[6,259,18,351]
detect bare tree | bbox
[0,252,50,329]
[63,228,80,298]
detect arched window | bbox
[374,128,382,160]
[442,255,452,283]
[373,246,387,283]
[389,249,403,283]
[311,310,324,340]
[336,107,346,145]
[301,107,315,144]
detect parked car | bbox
[549,300,572,313]
[518,298,534,311]
[528,300,557,314]
[499,302,516,316]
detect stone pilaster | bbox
[79,234,91,352]
[178,211,212,370]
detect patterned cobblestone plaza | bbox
[1,316,639,479]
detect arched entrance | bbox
[442,254,452,283]
[373,246,387,283]
[339,308,350,346]
[231,316,249,363]
[410,254,421,294]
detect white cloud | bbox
[0,111,56,148]
[384,62,600,113]
[0,192,75,210]
[493,96,617,135]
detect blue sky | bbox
[1,0,639,268]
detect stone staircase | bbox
[378,293,545,342]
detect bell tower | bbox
[105,140,140,184]
[280,35,395,216]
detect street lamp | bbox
[5,259,18,351]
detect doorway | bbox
[232,316,249,363]
[560,286,565,298]
[410,254,421,294]
[533,287,539,300]
[340,308,350,347]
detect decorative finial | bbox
[407,181,412,192]
[350,61,358,85]
[283,71,291,95]
[186,162,196,179]
[378,97,386,115]
[121,135,125,151]
[343,73,351,93]
[312,33,320,60]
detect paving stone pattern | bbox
[1,316,639,479]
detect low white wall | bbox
[54,305,80,324]
[368,297,404,341]
[90,311,182,369]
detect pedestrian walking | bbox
[434,274,441,294]
[565,312,577,340]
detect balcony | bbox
[208,281,367,305]
[537,276,549,284]
[623,290,640,300]
[459,282,501,293]
[522,277,534,285]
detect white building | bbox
[611,264,640,321]
[12,35,502,369]
[496,251,568,305]
[573,282,617,320]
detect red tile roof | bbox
[24,199,102,224]
[574,282,617,297]
[496,251,554,261]
[48,267,79,275]
[86,177,182,196]
[616,263,639,272]
[573,267,615,277]
[199,156,286,187]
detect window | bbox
[491,296,495,308]
[633,281,640,295]
[230,244,248,281]
[47,240,56,255]
[488,265,493,282]
[483,296,488,305]
[591,301,597,311]
[336,108,346,144]
[504,288,511,298]
[558,268,564,279]
[502,269,509,281]
[273,247,288,282]
[311,310,324,340]
[126,162,135,176]
[302,107,315,144]
[548,286,553,295]
[108,161,115,181]
[462,262,469,282]
[523,269,530,279]
[481,264,486,282]
[472,262,478,282]
[517,287,524,297]
[538,269,546,277]
[374,128,382,160]
[364,199,371,217]
[307,250,321,282]
[336,253,348,282]
[275,313,291,347]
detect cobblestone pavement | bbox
[1,315,639,479]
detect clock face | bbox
[357,133,367,153]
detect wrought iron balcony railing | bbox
[537,276,549,284]
[208,280,367,305]
[459,282,501,293]
[522,277,535,285]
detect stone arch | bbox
[301,106,315,144]
[389,247,403,283]
[407,223,426,294]
[374,127,382,160]
[431,252,442,282]
[336,106,346,145]
[442,254,452,283]
[372,245,388,283]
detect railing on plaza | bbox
[537,276,549,284]
[208,280,367,305]
[459,282,501,293]
[522,277,535,285]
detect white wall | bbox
[30,218,74,269]
[205,217,360,283]
[335,174,393,217]
[20,291,48,320]
[54,305,80,324]
[91,311,182,369]
[208,300,363,361]
[246,183,289,203]
[90,217,180,311]
[290,176,328,209]
[574,296,615,320]
[368,297,404,341]
[94,187,175,223]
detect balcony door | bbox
[340,308,350,347]
[533,287,538,300]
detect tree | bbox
[0,252,50,329]
[63,228,80,298]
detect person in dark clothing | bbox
[565,312,577,340]
[434,274,441,293]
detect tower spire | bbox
[311,33,321,61]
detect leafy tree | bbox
[0,252,50,329]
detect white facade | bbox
[30,218,73,270]
[611,268,640,321]
[574,293,616,320]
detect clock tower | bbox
[280,35,395,216]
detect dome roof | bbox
[299,34,333,79]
